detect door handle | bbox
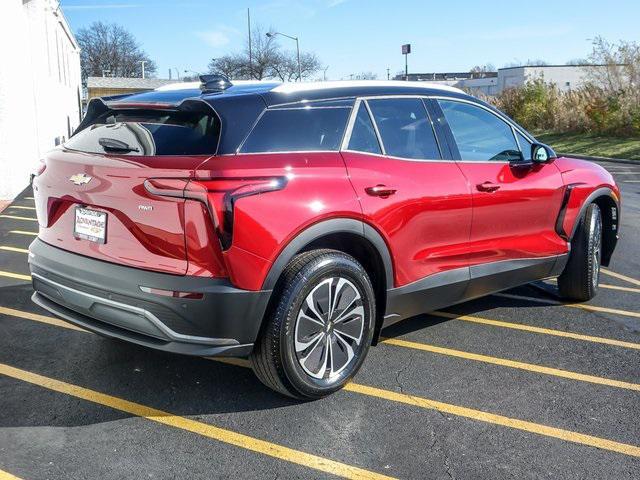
[365,184,397,197]
[476,181,501,193]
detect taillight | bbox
[144,176,287,249]
[36,159,47,176]
[31,159,46,185]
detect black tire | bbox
[557,203,602,301]
[250,249,376,399]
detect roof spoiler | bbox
[72,97,217,137]
[199,74,233,93]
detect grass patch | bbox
[535,131,640,160]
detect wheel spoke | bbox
[295,330,324,353]
[329,334,349,376]
[333,316,364,345]
[333,304,364,325]
[301,334,329,379]
[332,331,355,373]
[305,281,330,325]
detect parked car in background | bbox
[29,78,620,398]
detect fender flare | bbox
[568,187,619,240]
[261,218,394,291]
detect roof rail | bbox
[199,74,233,93]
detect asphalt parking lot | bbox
[0,160,638,479]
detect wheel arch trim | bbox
[569,186,619,239]
[261,218,394,291]
[568,186,619,267]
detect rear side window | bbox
[367,98,440,160]
[65,109,220,156]
[347,103,381,154]
[240,107,351,153]
[438,100,521,162]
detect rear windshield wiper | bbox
[98,137,140,153]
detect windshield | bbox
[65,109,220,156]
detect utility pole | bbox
[140,61,147,79]
[387,68,390,80]
[323,65,329,81]
[247,8,252,79]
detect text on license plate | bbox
[74,207,107,243]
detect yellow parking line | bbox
[0,246,29,254]
[0,306,86,332]
[9,231,38,237]
[0,469,22,480]
[23,197,34,200]
[546,277,640,294]
[600,284,640,294]
[601,269,640,287]
[0,271,31,281]
[494,293,640,319]
[431,311,640,350]
[0,364,393,480]
[6,303,640,390]
[380,337,640,391]
[8,206,36,211]
[0,215,37,222]
[5,306,640,458]
[343,383,640,458]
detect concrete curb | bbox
[559,153,638,165]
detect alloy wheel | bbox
[591,208,602,288]
[294,277,365,380]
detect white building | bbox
[0,0,82,201]
[496,65,602,92]
[402,65,613,97]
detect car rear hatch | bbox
[33,99,220,275]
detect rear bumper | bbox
[28,239,271,357]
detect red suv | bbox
[30,77,620,398]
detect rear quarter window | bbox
[239,107,351,153]
[65,108,220,156]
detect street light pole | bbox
[140,61,147,79]
[295,36,301,81]
[266,31,302,81]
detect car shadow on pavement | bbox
[381,284,561,340]
[0,282,566,430]
[0,287,303,429]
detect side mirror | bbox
[531,143,557,163]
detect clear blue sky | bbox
[62,0,640,80]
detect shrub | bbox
[478,37,640,138]
[480,81,639,138]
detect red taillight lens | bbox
[36,159,47,176]
[144,176,287,249]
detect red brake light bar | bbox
[144,176,287,249]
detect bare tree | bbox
[208,24,321,81]
[469,64,496,77]
[503,59,549,68]
[208,54,247,79]
[76,22,156,82]
[272,51,322,82]
[587,36,640,93]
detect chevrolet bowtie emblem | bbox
[69,173,92,185]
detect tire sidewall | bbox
[278,254,375,398]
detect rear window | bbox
[65,109,220,156]
[239,107,351,153]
